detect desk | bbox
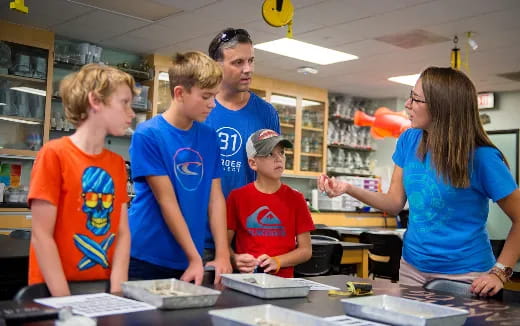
[0,235,30,300]
[20,275,520,325]
[319,226,406,242]
[312,239,373,278]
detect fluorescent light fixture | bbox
[254,38,358,65]
[0,116,41,125]
[158,72,169,81]
[0,103,6,106]
[388,74,421,86]
[270,95,321,107]
[10,86,46,96]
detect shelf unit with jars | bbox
[143,54,173,118]
[327,94,377,178]
[250,75,328,177]
[49,38,152,159]
[0,20,54,159]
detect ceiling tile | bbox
[52,10,148,43]
[0,0,93,28]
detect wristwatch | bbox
[490,262,513,283]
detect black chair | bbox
[490,239,505,259]
[311,228,342,240]
[14,280,110,301]
[359,232,403,282]
[294,236,342,277]
[9,229,31,240]
[309,234,339,242]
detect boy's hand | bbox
[233,253,258,273]
[206,257,232,284]
[180,259,204,285]
[257,254,280,274]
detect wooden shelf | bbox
[54,61,151,81]
[0,114,44,125]
[280,123,295,129]
[302,126,323,132]
[0,148,37,159]
[301,152,323,157]
[328,144,374,152]
[0,73,46,84]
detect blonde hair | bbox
[168,51,222,95]
[59,64,137,126]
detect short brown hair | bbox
[168,51,222,96]
[59,64,137,126]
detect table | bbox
[0,235,30,300]
[312,239,373,278]
[318,226,406,242]
[20,275,520,325]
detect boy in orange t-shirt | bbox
[28,64,137,296]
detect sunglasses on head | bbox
[211,29,251,57]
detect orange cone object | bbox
[354,107,411,139]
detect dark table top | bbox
[19,275,520,326]
[0,234,29,259]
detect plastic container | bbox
[132,85,149,111]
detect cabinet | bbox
[327,96,375,177]
[144,54,172,117]
[0,20,54,158]
[250,75,328,176]
[49,38,152,159]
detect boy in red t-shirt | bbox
[226,129,314,277]
[28,64,137,296]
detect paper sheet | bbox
[35,293,156,318]
[287,278,340,290]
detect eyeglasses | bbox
[409,90,427,104]
[211,29,251,58]
[83,192,114,209]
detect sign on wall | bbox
[477,92,494,109]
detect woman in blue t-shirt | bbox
[318,67,520,297]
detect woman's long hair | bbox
[416,67,501,188]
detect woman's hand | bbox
[470,273,503,297]
[318,174,349,198]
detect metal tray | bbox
[209,304,337,326]
[221,274,310,299]
[121,278,221,309]
[341,295,469,326]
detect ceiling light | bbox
[297,66,318,75]
[270,95,321,107]
[467,32,478,51]
[158,72,169,81]
[388,74,421,86]
[255,38,358,65]
[0,116,41,125]
[10,86,46,96]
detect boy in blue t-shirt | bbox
[128,51,232,285]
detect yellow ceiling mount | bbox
[262,0,294,38]
[10,0,28,14]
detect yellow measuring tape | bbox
[328,281,374,297]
